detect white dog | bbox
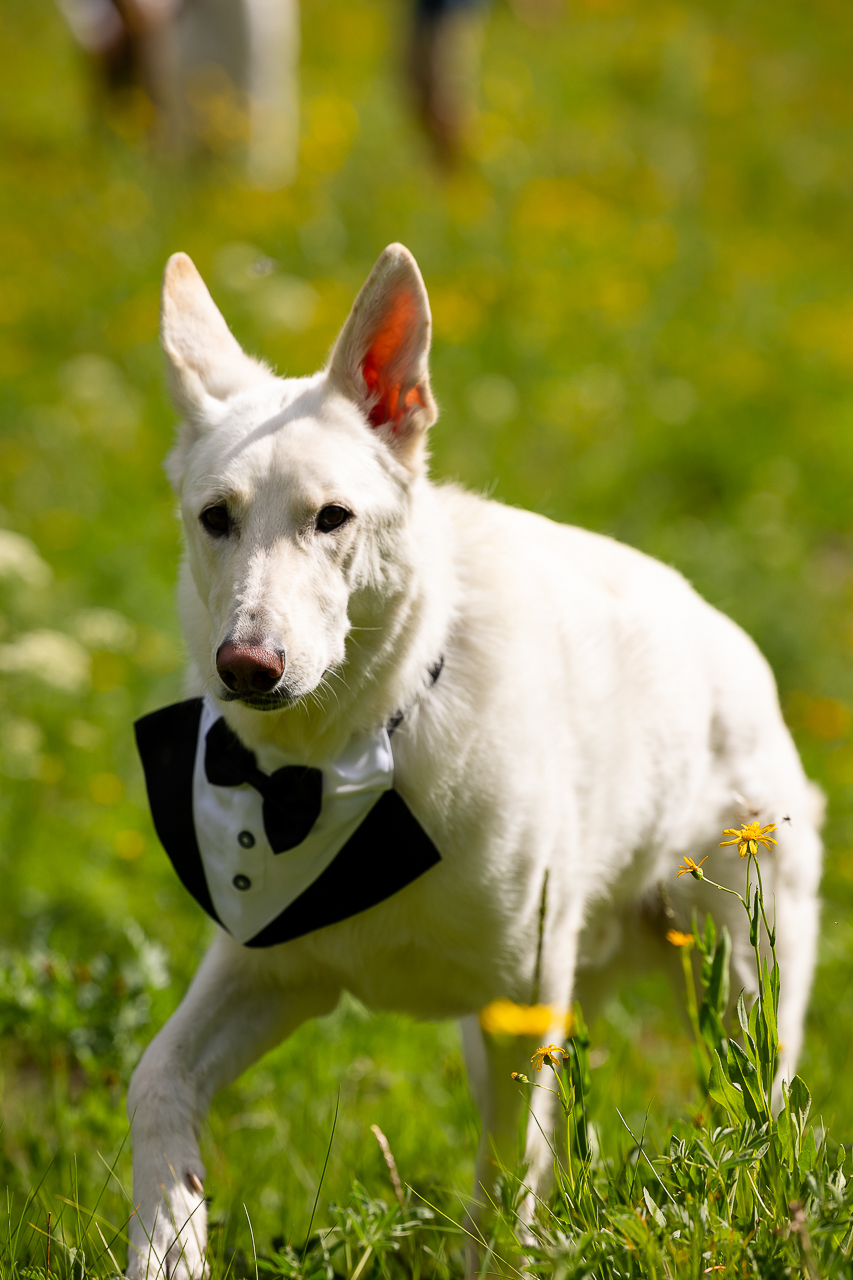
[126,243,822,1278]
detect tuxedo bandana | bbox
[134,695,442,947]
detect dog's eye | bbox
[316,505,352,533]
[200,505,230,537]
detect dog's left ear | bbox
[327,244,436,468]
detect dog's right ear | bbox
[160,252,269,421]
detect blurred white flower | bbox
[467,374,519,425]
[72,607,136,652]
[57,354,141,449]
[650,377,698,425]
[0,716,44,780]
[0,630,91,691]
[66,718,103,750]
[253,277,318,332]
[0,530,52,588]
[124,919,170,990]
[572,365,625,415]
[213,241,275,291]
[214,242,317,332]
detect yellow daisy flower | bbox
[666,929,694,948]
[530,1044,568,1072]
[676,855,709,879]
[719,820,777,859]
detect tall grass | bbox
[4,832,851,1277]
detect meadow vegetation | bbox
[2,0,853,1273]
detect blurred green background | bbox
[3,0,853,1267]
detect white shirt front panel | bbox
[191,697,394,943]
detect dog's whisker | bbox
[324,668,350,695]
[316,682,339,709]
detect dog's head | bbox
[162,244,437,712]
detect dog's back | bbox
[394,484,821,1070]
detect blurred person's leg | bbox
[407,0,487,162]
[56,0,298,186]
[244,0,300,188]
[121,0,184,146]
[55,0,127,73]
[175,0,298,185]
[55,0,183,140]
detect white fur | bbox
[126,244,822,1279]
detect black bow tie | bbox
[204,717,323,853]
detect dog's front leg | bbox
[461,1017,563,1205]
[126,932,339,1280]
[459,1017,552,1278]
[461,929,578,1274]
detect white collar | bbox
[193,697,394,943]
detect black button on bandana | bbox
[233,874,251,891]
[204,717,323,853]
[238,830,255,848]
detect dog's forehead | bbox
[224,372,325,438]
[191,375,393,501]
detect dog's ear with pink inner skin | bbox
[160,252,270,421]
[327,244,437,469]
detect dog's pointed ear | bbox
[327,244,436,468]
[160,252,269,418]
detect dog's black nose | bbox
[216,642,284,694]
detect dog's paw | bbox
[126,1223,208,1280]
[126,1176,208,1280]
[127,1250,207,1280]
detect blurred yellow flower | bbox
[479,999,572,1037]
[430,286,482,344]
[114,829,146,860]
[677,855,709,879]
[530,1045,568,1072]
[719,820,777,859]
[666,929,694,948]
[90,772,124,805]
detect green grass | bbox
[3,0,853,1273]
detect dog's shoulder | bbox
[434,481,700,610]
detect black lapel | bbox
[134,699,223,928]
[245,789,441,947]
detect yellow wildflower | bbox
[510,1071,530,1083]
[479,999,573,1037]
[530,1044,568,1072]
[719,820,777,859]
[676,855,709,879]
[666,929,694,948]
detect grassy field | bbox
[2,0,853,1273]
